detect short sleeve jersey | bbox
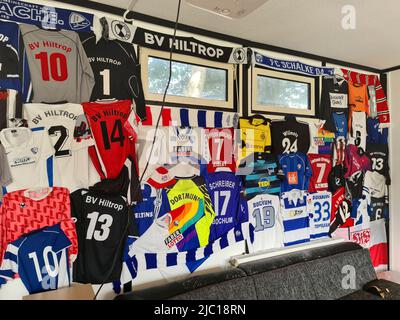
[0,127,55,193]
[239,116,272,159]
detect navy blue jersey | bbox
[367,118,388,145]
[239,153,281,198]
[278,152,312,192]
[0,224,71,294]
[205,172,246,242]
[332,112,348,138]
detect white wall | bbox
[388,70,400,271]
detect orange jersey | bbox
[348,81,369,130]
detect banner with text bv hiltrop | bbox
[102,17,249,64]
[0,0,94,32]
[252,50,335,77]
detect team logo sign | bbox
[69,13,91,30]
[232,48,246,63]
[111,20,131,41]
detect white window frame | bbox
[140,47,235,109]
[251,67,316,116]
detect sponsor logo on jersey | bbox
[111,20,131,41]
[69,12,90,30]
[10,156,35,167]
[258,177,270,190]
[164,230,183,248]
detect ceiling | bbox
[88,0,400,70]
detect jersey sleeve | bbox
[128,49,146,120]
[52,224,72,253]
[72,113,95,150]
[77,35,95,103]
[0,240,20,288]
[60,190,78,257]
[0,145,11,187]
[304,154,313,190]
[0,203,6,265]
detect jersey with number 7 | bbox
[308,154,332,193]
[82,100,139,183]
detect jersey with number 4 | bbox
[308,154,332,193]
[20,24,94,104]
[247,194,283,253]
[70,189,133,284]
[307,192,331,239]
[24,103,97,191]
[82,100,138,180]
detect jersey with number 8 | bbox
[247,194,283,253]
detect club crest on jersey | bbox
[111,20,131,41]
[69,13,90,30]
[31,147,38,154]
[20,202,26,209]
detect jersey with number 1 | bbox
[307,192,331,239]
[82,100,138,180]
[24,103,97,191]
[247,194,283,253]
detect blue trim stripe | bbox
[3,252,17,263]
[185,250,196,262]
[311,232,329,239]
[215,112,222,128]
[46,156,54,187]
[284,238,310,246]
[166,252,177,267]
[220,234,229,249]
[180,109,189,127]
[2,186,7,196]
[204,244,213,256]
[198,110,206,127]
[283,217,309,232]
[31,126,45,132]
[145,253,157,269]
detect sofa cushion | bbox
[250,263,317,300]
[305,248,377,300]
[363,279,400,300]
[114,267,247,300]
[338,290,382,300]
[170,275,257,300]
[238,242,363,276]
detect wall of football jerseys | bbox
[0,0,391,299]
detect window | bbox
[141,48,235,110]
[251,67,316,116]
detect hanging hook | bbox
[123,0,138,22]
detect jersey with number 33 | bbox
[307,191,332,239]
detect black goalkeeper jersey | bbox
[80,33,146,119]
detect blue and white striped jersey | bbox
[280,189,310,246]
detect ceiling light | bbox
[185,0,269,19]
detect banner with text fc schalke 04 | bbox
[0,0,94,32]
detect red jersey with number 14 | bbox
[82,100,137,180]
[308,154,332,193]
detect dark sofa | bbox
[115,242,400,300]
